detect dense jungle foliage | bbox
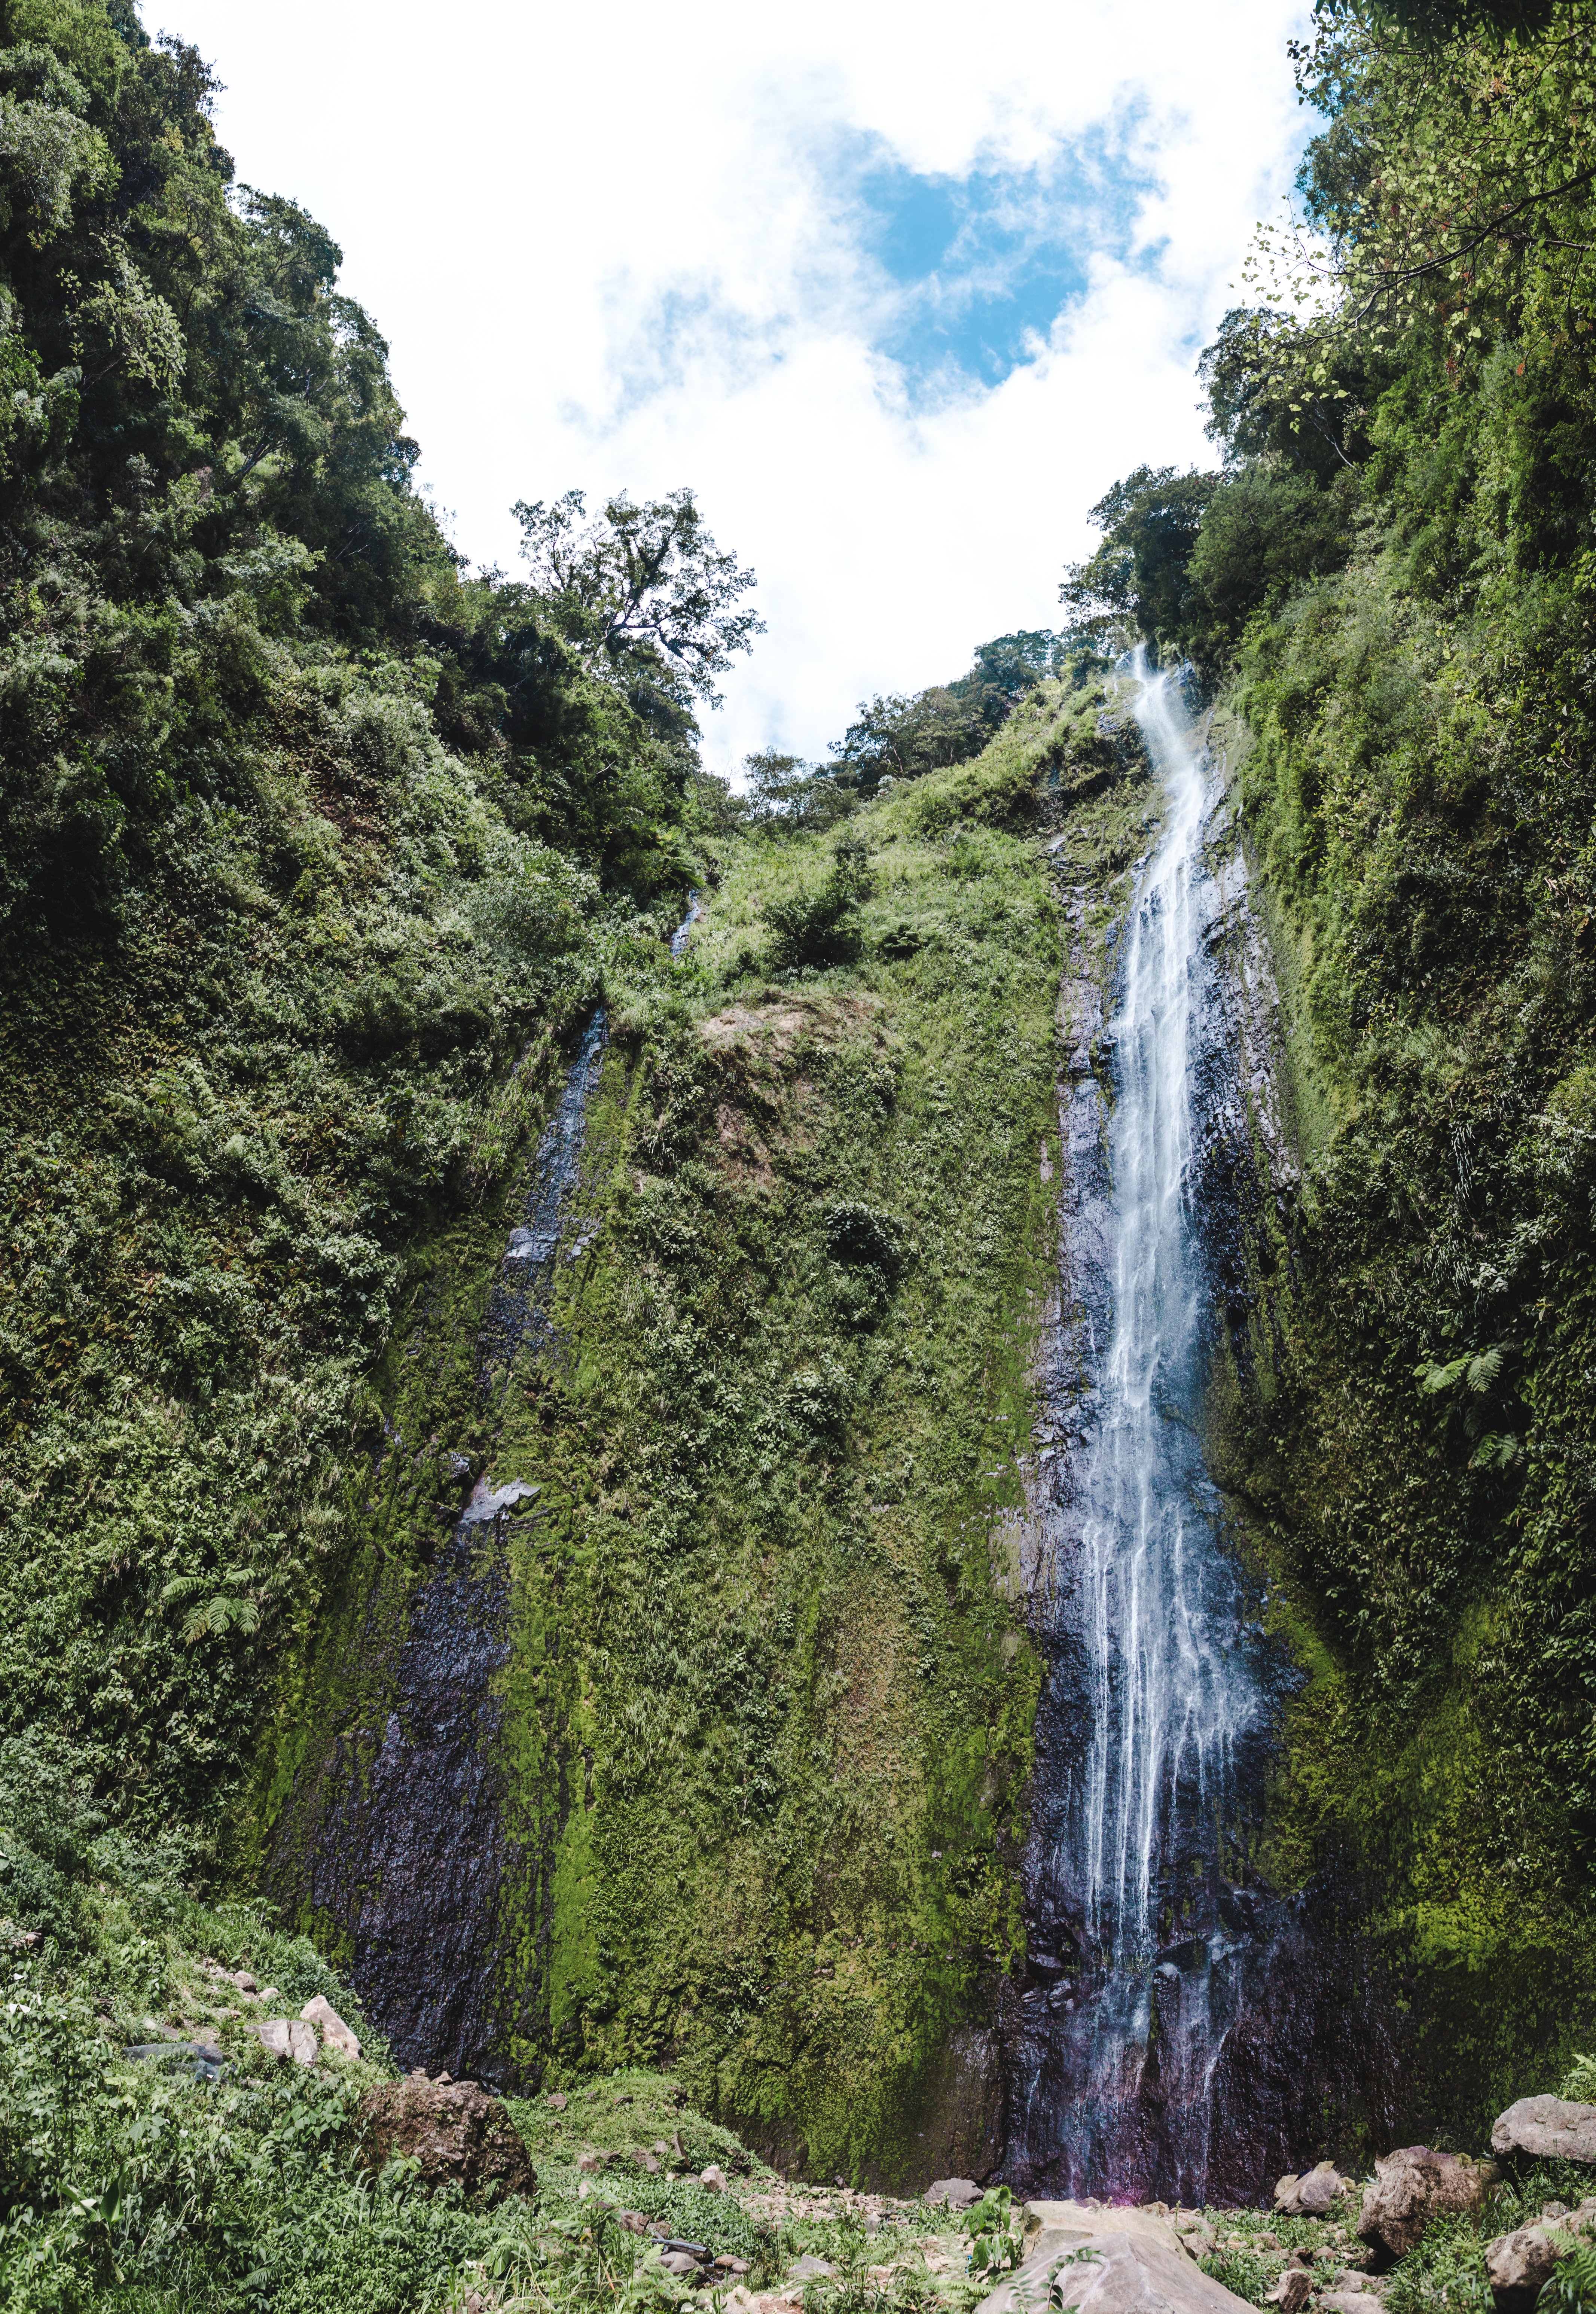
[1065,0,1596,2119]
[0,0,1094,2283]
[11,0,1596,2289]
[0,0,787,1865]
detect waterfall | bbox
[284,1008,611,2085]
[1010,649,1276,2204]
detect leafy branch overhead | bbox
[514,487,765,710]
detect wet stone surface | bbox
[1003,665,1404,2204]
[277,1007,613,2085]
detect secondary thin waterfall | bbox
[1010,648,1275,2204]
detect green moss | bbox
[240,680,1144,2183]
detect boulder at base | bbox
[1485,2225,1577,2314]
[356,2078,535,2202]
[1493,2100,1596,2167]
[1358,2149,1500,2261]
[974,2205,1254,2314]
[1276,2163,1352,2217]
[924,2178,982,2210]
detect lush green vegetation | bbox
[0,0,1116,2243]
[0,0,756,1863]
[0,1775,982,2310]
[260,682,1145,2179]
[1066,0,1596,2131]
[13,0,1596,2278]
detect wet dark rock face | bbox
[998,688,1404,2204]
[272,1012,609,2087]
[298,1527,517,2082]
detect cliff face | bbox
[251,637,1593,2188]
[251,683,1139,2182]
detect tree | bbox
[742,748,857,832]
[514,487,763,711]
[1059,465,1219,658]
[965,629,1065,699]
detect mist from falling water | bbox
[1012,648,1272,2202]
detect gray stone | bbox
[459,1477,540,1526]
[699,2164,729,2192]
[662,2254,701,2279]
[255,2018,317,2065]
[974,2210,1256,2314]
[924,2177,982,2210]
[1264,2269,1313,2312]
[1275,2163,1350,2218]
[788,2258,837,2283]
[1493,2099,1596,2168]
[1485,2224,1576,2314]
[300,1995,359,2059]
[1319,2295,1389,2314]
[546,2092,568,2111]
[1358,2148,1500,2259]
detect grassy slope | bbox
[253,680,1147,2183]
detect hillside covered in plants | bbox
[1059,0,1596,2121]
[7,0,1596,2299]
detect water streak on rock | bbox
[294,1007,609,2083]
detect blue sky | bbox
[852,137,1157,389]
[164,0,1310,768]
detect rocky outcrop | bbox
[1357,2148,1499,2261]
[356,2076,535,2201]
[1484,2223,1576,2313]
[1492,2099,1596,2167]
[974,2204,1255,2314]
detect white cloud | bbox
[163,0,1310,770]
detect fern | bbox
[1560,2055,1596,2101]
[181,1595,262,1646]
[1539,2240,1596,2314]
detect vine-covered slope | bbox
[256,684,1150,2181]
[1066,0,1596,2134]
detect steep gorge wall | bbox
[1191,691,1596,2158]
[248,682,1139,2182]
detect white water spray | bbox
[1074,651,1259,1966]
[1011,650,1276,2202]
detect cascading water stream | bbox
[1009,649,1277,2202]
[282,894,707,2082]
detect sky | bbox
[164,0,1312,774]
